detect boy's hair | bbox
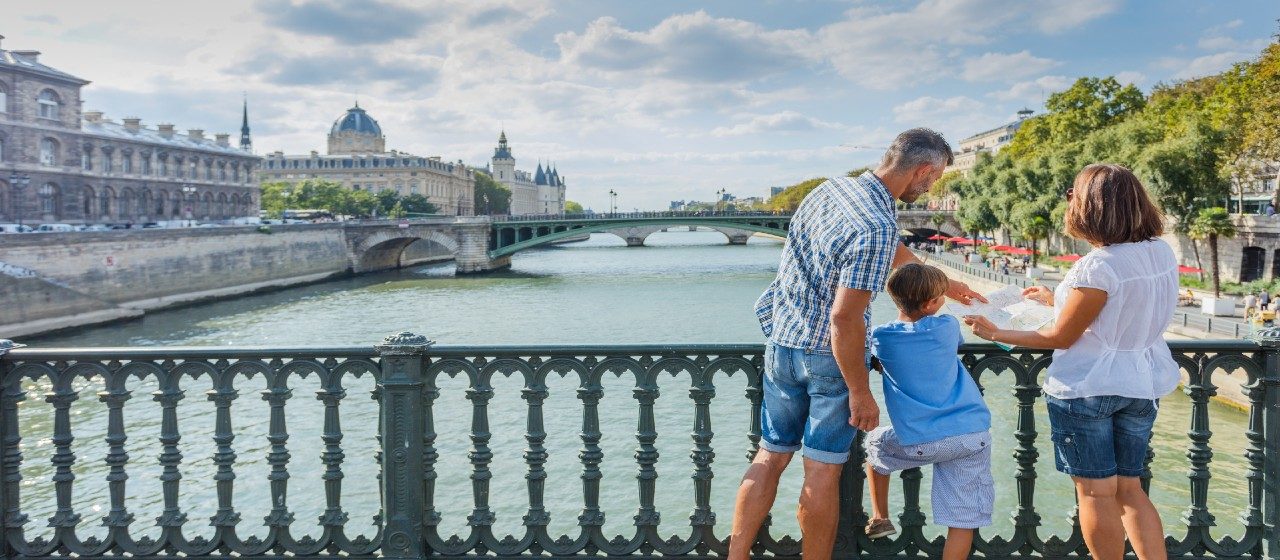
[886,263,950,316]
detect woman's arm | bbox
[965,287,1107,350]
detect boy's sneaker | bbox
[865,518,897,539]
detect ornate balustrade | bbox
[0,335,1276,559]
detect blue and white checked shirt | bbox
[755,172,898,350]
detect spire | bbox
[493,129,513,160]
[534,161,546,185]
[239,95,252,152]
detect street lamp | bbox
[8,170,30,228]
[181,184,196,227]
[608,189,617,215]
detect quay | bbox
[0,332,1276,560]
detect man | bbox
[728,128,985,560]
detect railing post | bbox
[1256,328,1280,560]
[0,340,22,560]
[375,332,433,560]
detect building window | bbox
[0,137,4,162]
[82,148,92,170]
[219,165,226,182]
[38,183,58,215]
[37,90,60,120]
[100,187,114,218]
[0,84,7,113]
[205,161,213,180]
[232,165,240,182]
[141,155,151,175]
[158,157,168,176]
[176,158,185,178]
[190,160,198,179]
[41,138,59,166]
[102,151,113,173]
[122,153,133,173]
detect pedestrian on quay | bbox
[1258,289,1270,311]
[730,128,985,560]
[965,164,1176,560]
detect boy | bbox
[864,263,994,560]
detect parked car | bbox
[77,224,112,232]
[35,223,76,233]
[0,223,33,233]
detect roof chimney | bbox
[215,133,230,146]
[83,111,104,124]
[0,35,5,49]
[187,129,204,141]
[12,50,40,62]
[122,117,141,132]
[157,124,175,138]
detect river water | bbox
[18,231,1253,544]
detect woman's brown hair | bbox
[1064,163,1164,246]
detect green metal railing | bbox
[0,334,1277,559]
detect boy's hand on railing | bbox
[1023,285,1053,307]
[848,389,880,431]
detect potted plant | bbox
[1190,207,1238,316]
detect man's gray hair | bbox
[881,128,954,171]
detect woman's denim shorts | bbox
[1045,395,1159,479]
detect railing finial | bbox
[1252,326,1280,347]
[0,339,25,357]
[376,331,433,356]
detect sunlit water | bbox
[17,232,1253,544]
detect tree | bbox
[956,197,998,248]
[400,194,439,215]
[1004,76,1146,160]
[474,172,511,215]
[769,177,827,212]
[375,189,400,217]
[1019,214,1053,268]
[1188,207,1237,298]
[1137,119,1230,278]
[564,200,584,214]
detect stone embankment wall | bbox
[0,223,461,338]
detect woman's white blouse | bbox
[1044,240,1181,400]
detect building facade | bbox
[488,131,566,216]
[261,105,476,216]
[948,109,1034,177]
[0,37,260,225]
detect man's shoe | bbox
[865,518,897,539]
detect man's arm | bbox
[893,241,987,304]
[830,286,879,431]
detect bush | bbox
[257,225,273,234]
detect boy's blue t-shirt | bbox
[870,314,991,446]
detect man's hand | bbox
[848,389,880,431]
[946,279,988,305]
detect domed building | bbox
[327,103,385,155]
[261,104,476,215]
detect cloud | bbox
[962,51,1059,82]
[556,11,816,83]
[988,75,1073,102]
[256,0,434,45]
[893,96,983,123]
[1170,51,1250,80]
[23,14,60,24]
[233,49,441,89]
[1114,70,1146,86]
[710,111,843,137]
[816,0,1117,89]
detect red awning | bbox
[990,245,1016,252]
[1178,265,1204,274]
[947,237,975,245]
[927,234,949,240]
[1005,247,1034,255]
[1054,254,1083,262]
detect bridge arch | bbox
[352,228,461,273]
[488,219,791,259]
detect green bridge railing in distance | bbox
[0,335,1277,559]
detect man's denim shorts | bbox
[758,342,855,464]
[1045,395,1159,479]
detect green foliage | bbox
[260,179,439,219]
[1003,76,1146,160]
[399,194,438,215]
[1189,207,1238,297]
[474,172,512,215]
[564,200,584,214]
[769,177,828,212]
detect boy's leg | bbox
[942,528,974,560]
[866,462,890,520]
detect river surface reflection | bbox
[18,232,1253,543]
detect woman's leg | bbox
[1073,476,1126,560]
[1115,476,1168,560]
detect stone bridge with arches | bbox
[343,210,961,275]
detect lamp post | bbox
[182,184,196,227]
[8,170,30,228]
[608,189,617,215]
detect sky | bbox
[6,0,1278,211]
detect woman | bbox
[964,164,1177,560]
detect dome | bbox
[330,105,382,136]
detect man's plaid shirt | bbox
[755,172,898,350]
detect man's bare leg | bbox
[798,458,843,560]
[727,449,792,560]
[866,463,890,521]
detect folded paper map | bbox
[945,285,1055,349]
